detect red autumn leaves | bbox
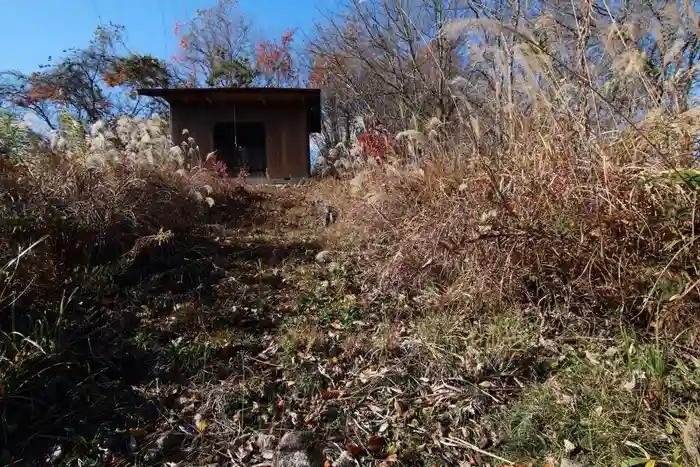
[169,0,298,88]
[22,72,60,105]
[27,83,59,104]
[255,30,297,86]
[102,56,169,89]
[308,56,332,87]
[357,123,392,162]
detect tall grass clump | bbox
[324,8,700,338]
[309,6,700,462]
[0,113,250,463]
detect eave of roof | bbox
[137,87,321,103]
[138,87,323,133]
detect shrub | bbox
[0,113,255,462]
[326,105,700,335]
[0,111,44,162]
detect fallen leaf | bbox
[623,375,636,391]
[386,453,399,463]
[379,422,389,433]
[585,351,600,365]
[394,399,404,418]
[256,433,276,451]
[367,435,386,455]
[194,413,208,432]
[322,390,341,399]
[237,440,255,461]
[346,444,364,455]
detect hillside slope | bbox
[2,178,700,466]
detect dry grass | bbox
[3,116,700,465]
[324,107,700,337]
[0,118,267,465]
[308,16,700,461]
[2,3,700,465]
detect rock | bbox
[46,445,63,465]
[563,439,576,453]
[144,431,186,462]
[315,250,332,264]
[277,431,308,452]
[274,450,313,467]
[684,414,700,465]
[272,431,322,467]
[560,459,584,467]
[333,450,356,467]
[256,433,277,451]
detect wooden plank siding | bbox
[169,102,309,179]
[137,88,320,180]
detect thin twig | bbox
[442,436,515,465]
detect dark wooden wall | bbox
[169,101,310,179]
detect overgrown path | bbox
[3,184,326,466]
[4,184,700,467]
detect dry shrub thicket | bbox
[307,5,700,458]
[0,113,257,463]
[319,2,700,338]
[0,112,249,328]
[1,0,700,465]
[2,115,237,281]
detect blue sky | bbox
[1,0,330,73]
